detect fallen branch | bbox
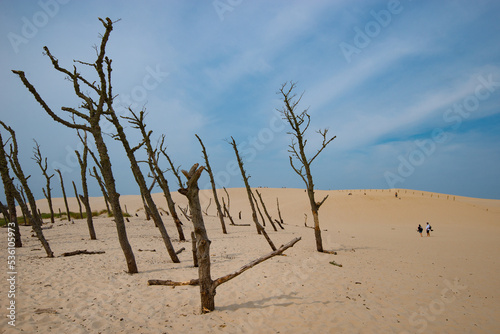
[148,237,301,287]
[60,250,105,257]
[176,247,186,255]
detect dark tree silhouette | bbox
[229,137,276,251]
[1,122,52,257]
[107,109,180,263]
[75,132,96,239]
[33,140,55,224]
[195,134,227,234]
[72,181,83,219]
[124,110,186,241]
[0,130,22,247]
[277,82,336,252]
[12,18,137,272]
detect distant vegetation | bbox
[0,209,130,226]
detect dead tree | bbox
[1,122,52,257]
[255,190,277,231]
[148,236,302,311]
[0,130,22,247]
[169,164,301,314]
[75,132,96,240]
[195,134,227,234]
[72,181,83,219]
[251,190,266,227]
[276,197,284,228]
[12,18,137,272]
[177,163,214,312]
[89,166,110,215]
[159,135,184,188]
[124,110,185,241]
[107,108,180,263]
[229,137,276,251]
[33,140,55,224]
[55,169,71,221]
[277,82,336,252]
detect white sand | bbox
[1,188,499,333]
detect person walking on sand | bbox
[417,224,423,237]
[426,222,432,237]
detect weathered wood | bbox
[148,279,199,286]
[55,169,71,221]
[33,140,55,224]
[72,181,83,219]
[278,81,335,252]
[229,137,276,251]
[276,197,285,229]
[12,18,138,272]
[0,131,22,247]
[196,134,227,234]
[126,113,186,242]
[61,250,105,257]
[1,122,52,256]
[175,247,186,255]
[75,132,96,240]
[179,163,215,313]
[255,189,277,231]
[191,231,198,267]
[149,237,302,289]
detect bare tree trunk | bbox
[72,181,83,219]
[196,134,227,234]
[12,17,163,272]
[125,111,186,242]
[277,82,335,252]
[255,190,277,231]
[0,133,22,247]
[92,125,138,272]
[178,164,215,313]
[229,137,276,251]
[55,169,71,221]
[251,190,266,227]
[276,197,284,229]
[191,231,198,267]
[108,110,180,263]
[1,122,52,256]
[90,166,111,215]
[33,140,55,224]
[75,134,96,240]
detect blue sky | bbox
[1,0,499,202]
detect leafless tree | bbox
[107,109,180,262]
[0,130,22,247]
[55,169,71,221]
[151,163,301,314]
[124,110,185,241]
[277,82,336,252]
[89,166,110,215]
[33,140,56,224]
[12,18,137,272]
[228,137,276,251]
[72,181,83,219]
[75,132,96,239]
[1,122,52,256]
[195,134,227,234]
[255,189,277,231]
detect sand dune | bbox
[1,188,499,333]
